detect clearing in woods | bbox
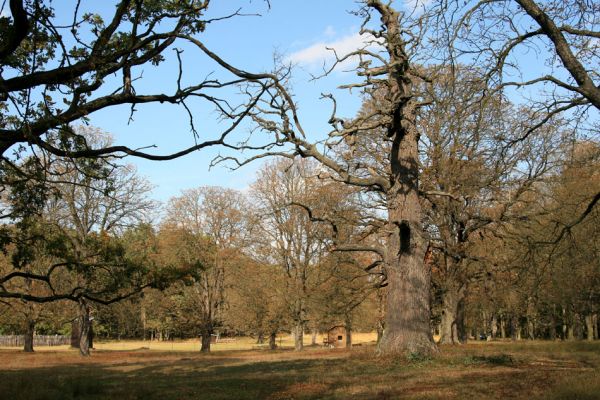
[0,340,599,400]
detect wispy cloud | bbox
[323,25,336,38]
[287,31,382,71]
[404,0,433,12]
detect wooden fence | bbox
[0,335,70,347]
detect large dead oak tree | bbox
[212,0,441,355]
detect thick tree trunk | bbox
[593,314,598,340]
[294,321,304,351]
[510,315,520,341]
[500,316,506,339]
[440,291,458,344]
[345,317,353,349]
[585,314,594,341]
[377,108,436,355]
[573,313,583,339]
[549,313,557,340]
[379,249,436,355]
[527,319,535,340]
[377,324,384,345]
[372,1,436,357]
[140,297,147,341]
[200,330,212,352]
[562,306,568,340]
[527,300,536,340]
[376,289,385,345]
[269,332,278,350]
[78,299,91,356]
[311,329,317,346]
[71,319,80,348]
[490,314,498,340]
[567,324,575,340]
[23,318,35,353]
[458,299,468,342]
[439,283,466,345]
[89,323,94,350]
[378,189,436,354]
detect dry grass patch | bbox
[0,340,598,399]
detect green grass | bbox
[1,341,599,399]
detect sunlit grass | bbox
[0,332,378,352]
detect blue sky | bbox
[73,0,407,202]
[11,0,586,204]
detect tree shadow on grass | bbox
[0,356,344,400]
[1,347,597,400]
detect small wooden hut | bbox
[324,325,347,348]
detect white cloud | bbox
[323,25,336,38]
[287,32,382,70]
[404,0,433,9]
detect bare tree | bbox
[417,66,568,344]
[250,159,333,351]
[440,0,600,222]
[0,0,273,176]
[162,186,247,352]
[208,1,441,355]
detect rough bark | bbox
[510,315,521,341]
[567,324,575,340]
[526,300,536,340]
[269,332,277,350]
[527,319,535,340]
[78,299,91,356]
[549,313,557,341]
[70,319,80,348]
[377,324,384,345]
[562,306,568,340]
[375,72,436,355]
[490,314,498,340]
[573,313,584,339]
[439,283,466,344]
[89,323,94,350]
[294,321,304,351]
[140,297,147,341]
[376,289,385,345]
[379,242,436,355]
[200,330,212,353]
[585,314,594,341]
[440,292,458,344]
[356,0,436,357]
[345,317,353,349]
[23,318,35,353]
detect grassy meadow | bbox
[0,339,599,399]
